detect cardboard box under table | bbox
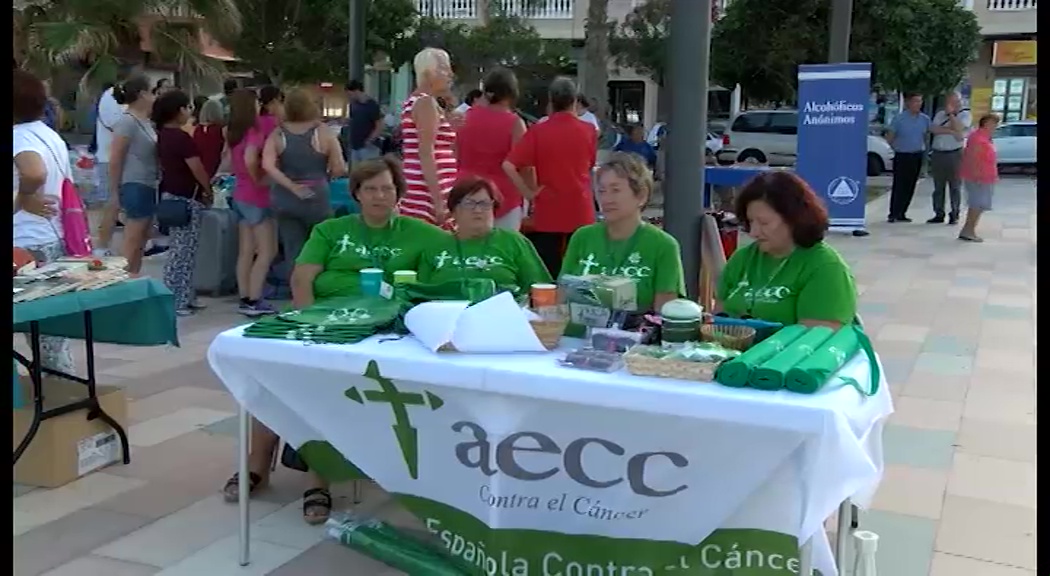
[13,375,127,487]
[12,277,179,473]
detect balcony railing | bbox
[415,0,574,20]
[987,0,1037,10]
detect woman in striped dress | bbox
[399,47,458,227]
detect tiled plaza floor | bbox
[14,177,1036,575]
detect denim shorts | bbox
[119,182,158,220]
[230,198,272,226]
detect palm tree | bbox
[15,0,242,89]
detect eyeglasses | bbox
[460,199,493,211]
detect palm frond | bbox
[29,21,121,66]
[151,22,227,84]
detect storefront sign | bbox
[795,63,872,232]
[992,40,1037,67]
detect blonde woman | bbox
[192,98,226,181]
[398,47,459,227]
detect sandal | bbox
[302,487,333,525]
[222,472,265,503]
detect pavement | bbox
[13,176,1036,576]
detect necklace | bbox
[725,248,793,316]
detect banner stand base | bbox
[829,226,869,236]
[852,229,870,237]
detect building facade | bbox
[964,0,1037,121]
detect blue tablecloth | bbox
[13,278,179,347]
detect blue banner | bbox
[795,63,873,231]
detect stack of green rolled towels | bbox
[243,296,404,344]
[714,324,880,395]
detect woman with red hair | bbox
[417,176,551,296]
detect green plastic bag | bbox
[714,324,808,387]
[784,325,881,395]
[749,326,835,390]
[326,515,469,576]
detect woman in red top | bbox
[192,98,225,179]
[456,67,532,232]
[958,113,1000,243]
[399,47,458,227]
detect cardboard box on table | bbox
[12,374,128,488]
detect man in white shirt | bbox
[927,91,971,225]
[453,89,482,115]
[575,95,602,133]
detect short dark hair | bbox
[150,90,191,126]
[903,92,922,101]
[113,76,151,105]
[345,79,364,92]
[447,175,503,213]
[13,69,48,124]
[350,155,407,202]
[223,78,239,94]
[464,89,483,106]
[576,94,590,108]
[978,113,1000,128]
[258,85,284,111]
[734,171,829,248]
[549,77,578,113]
[482,67,519,105]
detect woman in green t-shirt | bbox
[716,171,857,328]
[291,156,449,306]
[560,152,686,312]
[418,175,552,295]
[222,156,446,525]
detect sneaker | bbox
[958,234,984,243]
[144,244,169,257]
[188,299,208,310]
[926,215,945,224]
[948,216,959,225]
[240,300,278,317]
[176,308,195,317]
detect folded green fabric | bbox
[749,326,835,390]
[244,295,404,344]
[715,324,808,387]
[785,326,881,395]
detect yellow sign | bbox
[992,40,1037,66]
[970,87,992,120]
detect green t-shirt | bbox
[417,228,552,296]
[716,241,857,325]
[559,222,686,311]
[296,215,449,299]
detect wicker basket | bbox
[700,324,756,351]
[530,317,569,350]
[623,349,719,382]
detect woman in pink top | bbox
[958,113,1000,243]
[227,88,280,316]
[456,67,533,231]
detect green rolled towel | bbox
[749,326,835,390]
[785,326,881,395]
[715,324,808,387]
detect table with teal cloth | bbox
[13,278,180,467]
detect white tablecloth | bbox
[209,328,893,576]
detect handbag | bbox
[156,194,193,228]
[27,132,93,256]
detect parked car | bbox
[992,121,1037,168]
[645,122,724,156]
[716,109,895,176]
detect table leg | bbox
[13,322,46,465]
[835,499,853,570]
[83,311,131,465]
[238,404,251,566]
[798,536,814,576]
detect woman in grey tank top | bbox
[261,88,347,265]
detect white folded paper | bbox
[405,292,547,353]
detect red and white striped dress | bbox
[398,92,458,225]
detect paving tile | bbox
[251,500,329,551]
[963,387,1036,426]
[120,360,228,400]
[985,293,1033,309]
[153,535,303,576]
[201,415,240,438]
[266,539,404,576]
[94,494,282,568]
[857,301,890,316]
[870,464,948,519]
[913,352,973,376]
[981,305,1033,320]
[38,555,159,576]
[880,356,916,385]
[14,483,37,497]
[105,430,236,482]
[928,553,1036,576]
[920,335,977,357]
[128,407,235,448]
[935,496,1036,570]
[947,453,1036,509]
[968,367,1034,397]
[128,387,237,424]
[882,425,957,470]
[15,473,147,536]
[900,371,968,402]
[889,396,962,432]
[974,348,1034,373]
[15,508,153,576]
[857,509,937,576]
[949,276,990,288]
[876,323,929,343]
[979,319,1035,343]
[955,418,1036,463]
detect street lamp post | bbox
[348,0,366,84]
[664,0,712,300]
[828,0,854,63]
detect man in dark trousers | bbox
[341,79,383,166]
[885,92,931,223]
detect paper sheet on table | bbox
[405,292,547,353]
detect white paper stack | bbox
[405,292,547,353]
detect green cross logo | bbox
[344,360,443,479]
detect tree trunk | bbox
[580,0,610,120]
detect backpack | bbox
[28,131,93,256]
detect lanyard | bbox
[360,215,395,269]
[601,222,644,275]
